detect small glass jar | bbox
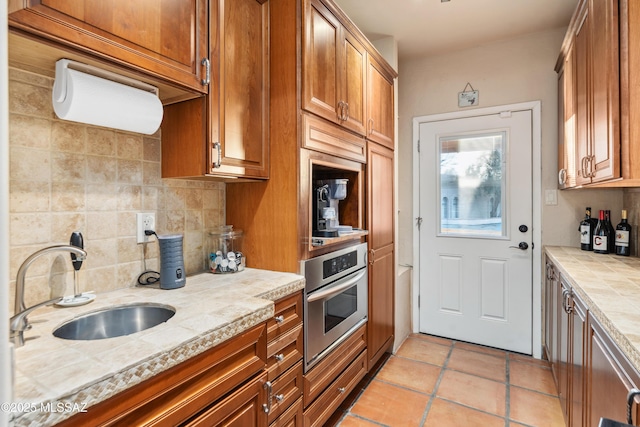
[209,225,245,273]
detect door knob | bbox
[509,242,529,250]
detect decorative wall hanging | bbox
[458,82,479,107]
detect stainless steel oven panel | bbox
[303,266,368,372]
[300,242,368,294]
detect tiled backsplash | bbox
[8,67,225,314]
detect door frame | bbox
[411,101,542,358]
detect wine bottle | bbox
[615,209,632,256]
[593,210,609,254]
[605,210,616,253]
[579,207,594,251]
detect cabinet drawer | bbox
[270,397,303,427]
[303,350,367,427]
[267,362,304,424]
[267,324,304,381]
[267,292,303,342]
[303,323,366,406]
[302,113,366,163]
[183,371,268,427]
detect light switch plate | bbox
[544,189,558,206]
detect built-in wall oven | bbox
[301,242,368,372]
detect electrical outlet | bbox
[136,213,156,244]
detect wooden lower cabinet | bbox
[587,316,640,427]
[303,324,367,427]
[270,397,303,427]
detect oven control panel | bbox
[323,250,358,279]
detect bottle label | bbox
[580,225,591,244]
[593,235,608,251]
[615,230,630,247]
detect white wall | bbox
[397,28,623,348]
[2,1,13,425]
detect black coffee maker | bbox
[313,184,339,237]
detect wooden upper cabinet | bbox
[302,0,367,136]
[366,55,395,150]
[162,0,269,180]
[8,0,209,95]
[558,41,577,189]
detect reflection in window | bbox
[439,132,506,237]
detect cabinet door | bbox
[589,0,620,183]
[340,29,367,135]
[557,279,571,425]
[366,56,395,149]
[575,5,592,187]
[8,0,208,93]
[587,316,640,427]
[161,0,270,180]
[185,372,268,427]
[209,0,270,179]
[570,290,587,427]
[366,142,394,369]
[302,0,342,125]
[558,44,577,189]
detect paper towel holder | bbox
[53,58,159,103]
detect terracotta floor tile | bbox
[437,369,506,416]
[424,398,505,427]
[510,360,558,396]
[509,386,565,426]
[350,379,430,427]
[447,348,507,382]
[395,337,450,366]
[337,414,383,427]
[375,355,442,394]
[454,341,508,358]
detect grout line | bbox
[419,342,454,426]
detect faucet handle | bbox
[70,231,84,270]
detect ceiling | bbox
[332,0,580,61]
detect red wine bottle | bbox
[579,207,594,251]
[593,210,609,254]
[605,210,616,253]
[615,209,632,256]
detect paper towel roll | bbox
[52,66,163,135]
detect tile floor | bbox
[327,333,565,427]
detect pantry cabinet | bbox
[8,0,208,94]
[302,0,367,136]
[161,0,270,180]
[366,142,395,370]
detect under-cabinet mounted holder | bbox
[53,58,160,104]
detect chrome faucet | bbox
[10,245,87,347]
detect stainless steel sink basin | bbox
[53,303,176,340]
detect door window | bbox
[438,132,506,238]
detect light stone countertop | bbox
[10,268,305,427]
[545,246,640,374]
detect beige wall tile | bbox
[8,67,225,309]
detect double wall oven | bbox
[301,242,368,372]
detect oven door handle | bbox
[307,270,366,303]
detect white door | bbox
[418,109,533,354]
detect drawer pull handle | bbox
[274,315,284,323]
[274,353,285,362]
[263,381,273,414]
[275,393,284,403]
[338,387,346,394]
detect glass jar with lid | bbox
[209,225,245,273]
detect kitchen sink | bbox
[53,303,176,340]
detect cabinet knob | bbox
[274,353,285,362]
[274,315,284,324]
[338,387,346,394]
[275,393,284,403]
